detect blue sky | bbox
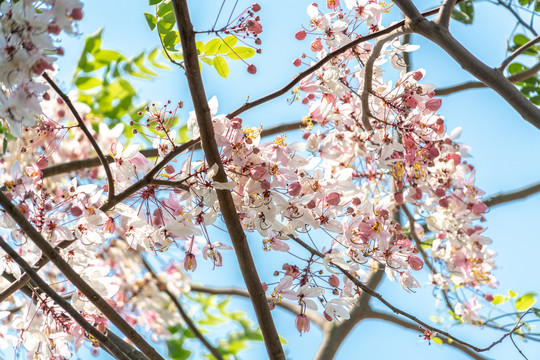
[36,1,540,359]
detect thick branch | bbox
[366,310,490,360]
[0,192,164,360]
[42,73,115,199]
[436,62,540,95]
[171,1,285,358]
[0,237,134,360]
[189,284,326,329]
[436,0,458,29]
[395,0,540,129]
[141,259,223,360]
[484,181,540,207]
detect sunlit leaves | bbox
[451,0,474,24]
[213,56,229,78]
[506,34,540,105]
[515,293,537,312]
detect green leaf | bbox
[75,77,102,90]
[530,95,540,105]
[83,28,103,54]
[94,49,123,63]
[149,0,162,4]
[163,30,180,48]
[157,0,173,17]
[148,48,171,70]
[515,292,537,311]
[218,35,239,54]
[144,12,157,31]
[213,56,229,78]
[508,62,528,74]
[227,46,256,60]
[204,38,222,55]
[509,289,518,298]
[451,0,474,25]
[200,57,213,66]
[431,336,443,345]
[513,34,531,47]
[492,295,507,305]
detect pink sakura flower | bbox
[203,242,233,267]
[295,314,310,333]
[327,0,340,9]
[184,252,197,271]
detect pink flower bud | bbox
[184,253,197,272]
[439,197,449,208]
[249,166,266,180]
[247,64,257,74]
[352,197,361,206]
[287,182,302,196]
[262,282,268,291]
[447,153,461,165]
[412,71,423,81]
[325,192,340,206]
[435,187,445,198]
[302,97,309,104]
[70,8,84,21]
[36,155,48,169]
[295,314,310,333]
[251,3,261,12]
[394,192,404,204]
[48,24,61,35]
[425,98,442,112]
[329,275,340,288]
[70,206,83,217]
[484,293,494,302]
[231,117,243,129]
[428,146,440,159]
[293,58,302,67]
[295,30,307,40]
[408,256,424,270]
[471,201,487,215]
[245,19,263,34]
[260,179,271,190]
[165,164,175,174]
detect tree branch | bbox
[366,310,491,360]
[42,73,115,199]
[497,0,538,36]
[435,62,540,95]
[225,3,461,120]
[141,259,224,360]
[498,34,540,71]
[436,0,458,29]
[171,1,285,358]
[41,121,302,179]
[394,0,540,129]
[361,30,407,130]
[0,191,165,360]
[484,181,540,207]
[287,233,514,353]
[189,284,326,329]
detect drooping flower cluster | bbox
[0,0,83,136]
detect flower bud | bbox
[184,253,197,272]
[295,30,307,40]
[247,64,257,74]
[329,275,339,288]
[295,314,310,333]
[408,255,424,270]
[251,3,261,12]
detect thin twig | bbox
[484,181,540,207]
[436,62,540,96]
[141,258,224,360]
[497,0,538,36]
[498,34,540,70]
[42,73,115,199]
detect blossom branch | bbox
[361,30,407,130]
[189,284,326,329]
[394,0,540,129]
[435,62,540,96]
[366,310,490,360]
[42,73,115,199]
[435,0,458,29]
[498,35,540,71]
[171,1,285,359]
[484,181,540,208]
[41,121,303,178]
[0,191,165,360]
[141,258,224,360]
[0,237,135,360]
[287,233,514,353]
[225,3,463,120]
